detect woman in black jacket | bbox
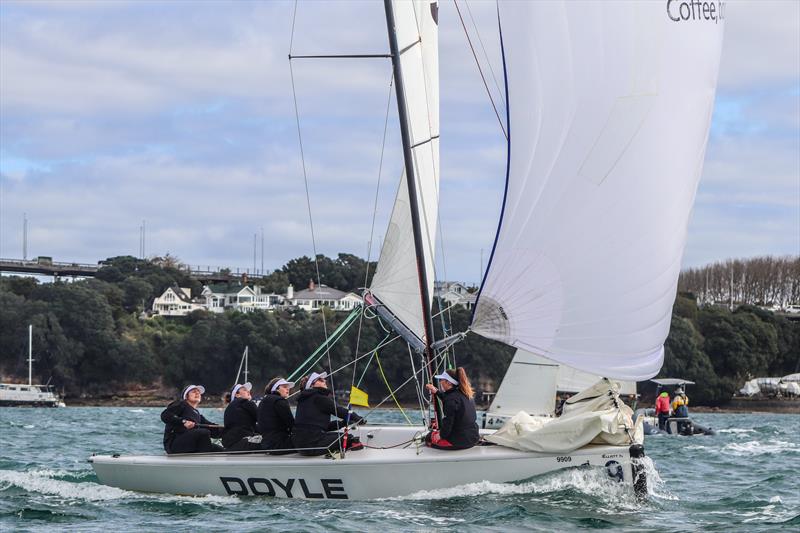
[222,382,261,451]
[161,384,224,454]
[424,367,480,450]
[292,371,365,456]
[258,377,296,454]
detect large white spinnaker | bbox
[370,0,440,345]
[471,1,725,381]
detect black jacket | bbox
[161,400,221,450]
[294,388,362,433]
[436,388,480,448]
[222,397,259,448]
[258,392,295,445]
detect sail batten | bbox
[471,1,724,381]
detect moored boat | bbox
[1,325,65,408]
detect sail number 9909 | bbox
[556,456,572,463]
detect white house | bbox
[434,281,476,310]
[287,281,362,312]
[152,287,204,317]
[153,281,359,316]
[201,284,284,313]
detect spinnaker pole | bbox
[382,0,438,392]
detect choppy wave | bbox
[721,440,798,457]
[0,469,134,502]
[716,428,756,434]
[391,465,650,512]
[0,468,239,506]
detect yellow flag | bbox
[349,386,369,407]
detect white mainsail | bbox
[370,0,440,344]
[471,1,725,381]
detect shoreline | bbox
[59,397,800,414]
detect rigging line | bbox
[358,344,450,420]
[407,342,428,426]
[353,72,395,390]
[375,351,414,425]
[287,333,403,399]
[288,57,334,397]
[453,0,507,140]
[464,0,506,109]
[286,306,360,381]
[289,0,299,55]
[471,1,511,321]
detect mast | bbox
[383,0,437,382]
[28,324,33,386]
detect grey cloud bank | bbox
[1,0,797,285]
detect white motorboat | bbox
[90,0,724,499]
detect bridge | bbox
[0,257,266,284]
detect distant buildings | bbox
[151,279,478,318]
[150,280,362,317]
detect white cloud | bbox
[0,0,797,284]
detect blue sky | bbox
[1,0,798,285]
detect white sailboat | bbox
[90,0,724,499]
[0,325,65,408]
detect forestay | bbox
[472,1,725,380]
[369,0,440,344]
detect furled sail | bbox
[370,0,440,344]
[488,349,637,418]
[472,1,725,380]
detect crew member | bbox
[222,382,261,451]
[424,367,480,450]
[655,391,671,430]
[672,388,689,418]
[258,377,296,454]
[293,371,365,456]
[161,384,223,454]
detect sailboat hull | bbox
[90,426,641,499]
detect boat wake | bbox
[0,469,237,505]
[390,461,673,508]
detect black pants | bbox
[168,429,224,454]
[261,434,295,455]
[225,437,262,452]
[657,413,669,430]
[293,429,361,456]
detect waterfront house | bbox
[151,287,204,317]
[286,280,362,312]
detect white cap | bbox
[271,378,296,393]
[306,371,328,390]
[231,382,252,399]
[182,384,205,399]
[434,372,458,386]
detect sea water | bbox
[0,408,797,532]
